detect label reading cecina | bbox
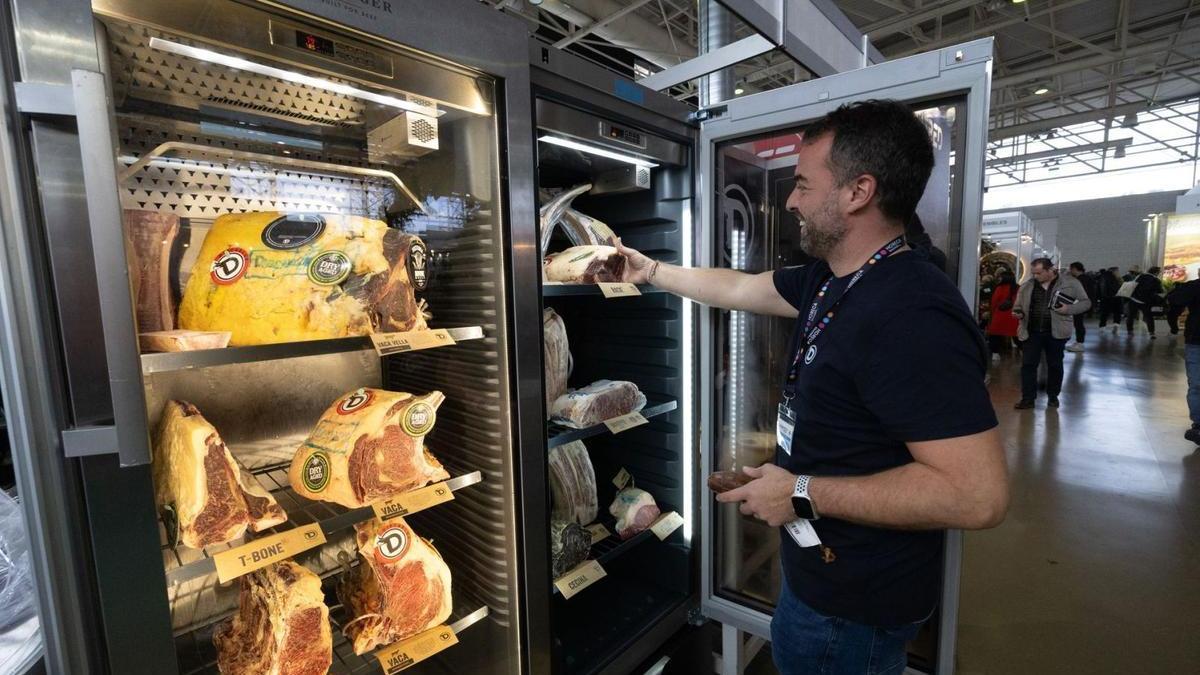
[554,559,606,599]
[374,624,458,673]
[371,482,455,522]
[371,329,455,356]
[213,523,327,584]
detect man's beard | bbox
[798,193,846,260]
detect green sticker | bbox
[302,451,332,492]
[402,402,436,436]
[308,250,352,286]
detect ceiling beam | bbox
[863,0,979,38]
[554,0,656,49]
[992,32,1200,90]
[987,138,1133,168]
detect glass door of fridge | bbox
[697,39,993,674]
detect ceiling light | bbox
[148,37,443,117]
[538,135,659,168]
[1121,112,1139,128]
[734,79,746,96]
[1034,86,1050,95]
[1147,213,1157,217]
[1114,145,1126,158]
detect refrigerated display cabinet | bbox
[0,0,543,673]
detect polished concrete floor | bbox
[958,321,1200,674]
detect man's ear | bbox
[843,174,877,215]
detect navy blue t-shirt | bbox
[772,251,997,627]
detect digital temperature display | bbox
[295,31,335,57]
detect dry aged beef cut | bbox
[538,184,618,256]
[550,380,647,429]
[543,308,571,415]
[338,517,453,655]
[610,488,661,540]
[707,470,755,494]
[550,519,591,578]
[289,388,449,508]
[543,245,626,284]
[548,441,598,525]
[125,209,179,333]
[178,212,430,346]
[213,560,332,675]
[153,400,287,549]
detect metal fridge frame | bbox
[696,38,994,675]
[2,0,542,672]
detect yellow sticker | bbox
[604,411,649,435]
[612,467,631,490]
[650,511,685,541]
[401,400,437,437]
[597,282,641,298]
[212,523,326,584]
[374,624,458,673]
[553,559,607,599]
[371,329,455,357]
[372,482,455,522]
[586,522,611,544]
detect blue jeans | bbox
[1185,345,1200,429]
[771,582,923,675]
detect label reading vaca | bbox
[371,329,455,356]
[374,624,458,674]
[554,559,606,599]
[213,523,326,584]
[597,282,641,299]
[372,482,455,522]
[604,411,648,435]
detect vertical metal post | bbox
[861,34,870,68]
[699,0,734,107]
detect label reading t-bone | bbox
[597,282,641,298]
[374,624,458,673]
[371,329,455,357]
[553,559,606,599]
[371,482,455,522]
[213,523,326,583]
[604,411,648,434]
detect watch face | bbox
[792,496,817,520]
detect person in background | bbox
[1066,262,1092,352]
[1167,278,1200,446]
[1126,266,1164,338]
[905,213,948,274]
[1166,269,1187,335]
[987,269,1020,361]
[1013,258,1092,409]
[1097,266,1124,333]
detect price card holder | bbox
[650,511,685,541]
[371,329,456,357]
[213,523,327,584]
[585,523,610,544]
[372,482,456,522]
[374,624,458,674]
[612,467,631,490]
[597,282,641,298]
[604,411,648,435]
[553,559,606,599]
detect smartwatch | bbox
[792,475,819,520]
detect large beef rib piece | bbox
[213,560,332,675]
[543,245,625,285]
[125,209,179,333]
[610,488,661,540]
[153,400,287,550]
[289,388,450,508]
[338,517,453,655]
[548,441,597,525]
[550,380,647,429]
[543,308,571,416]
[178,212,430,346]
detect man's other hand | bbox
[614,237,655,284]
[715,463,799,527]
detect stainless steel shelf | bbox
[542,284,662,297]
[547,400,677,449]
[142,326,485,374]
[328,605,491,674]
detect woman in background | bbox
[987,269,1020,360]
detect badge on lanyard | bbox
[777,401,797,455]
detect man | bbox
[614,100,1008,674]
[1166,270,1187,335]
[1065,261,1092,352]
[1167,278,1200,445]
[1097,266,1124,333]
[1012,258,1091,409]
[1126,266,1163,338]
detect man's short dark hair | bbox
[1032,257,1054,271]
[1149,266,1161,275]
[1069,261,1085,272]
[801,99,935,223]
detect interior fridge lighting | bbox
[681,197,694,543]
[538,135,659,168]
[148,37,444,118]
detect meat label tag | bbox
[650,511,685,541]
[371,329,455,356]
[374,624,458,674]
[598,282,641,298]
[554,559,607,599]
[586,522,611,544]
[604,411,648,434]
[212,523,326,584]
[612,467,632,490]
[372,482,456,522]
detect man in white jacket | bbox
[1013,258,1092,409]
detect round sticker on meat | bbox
[308,250,351,286]
[402,401,436,436]
[302,451,331,492]
[210,247,249,285]
[374,525,409,564]
[337,389,374,415]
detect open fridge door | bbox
[696,39,993,674]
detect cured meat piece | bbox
[550,380,647,429]
[707,470,755,494]
[548,441,597,525]
[543,308,571,415]
[213,560,332,675]
[139,329,231,352]
[178,212,430,346]
[543,245,625,285]
[609,488,661,540]
[550,519,591,578]
[153,400,287,550]
[338,518,452,655]
[289,389,449,508]
[538,184,617,255]
[126,210,179,333]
